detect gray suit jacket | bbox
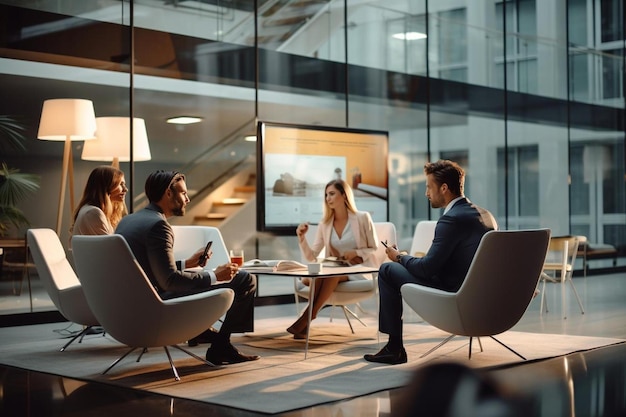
[400,198,498,292]
[115,203,211,295]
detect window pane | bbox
[602,49,624,100]
[600,0,624,42]
[569,52,590,102]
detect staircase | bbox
[223,0,331,50]
[193,178,256,227]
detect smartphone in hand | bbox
[199,241,213,265]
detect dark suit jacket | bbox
[115,203,211,295]
[401,198,497,292]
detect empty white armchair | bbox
[72,234,234,381]
[409,220,437,257]
[27,228,100,351]
[171,225,231,269]
[401,229,551,360]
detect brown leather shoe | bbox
[364,346,407,365]
[188,327,219,347]
[206,343,260,365]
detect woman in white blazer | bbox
[291,179,378,338]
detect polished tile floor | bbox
[1,271,625,416]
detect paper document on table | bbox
[241,259,279,272]
[273,260,307,271]
[320,257,350,267]
[242,259,307,272]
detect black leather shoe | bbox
[363,346,407,365]
[188,327,219,347]
[206,343,260,365]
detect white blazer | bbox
[298,211,378,267]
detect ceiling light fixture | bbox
[392,32,427,41]
[166,116,203,125]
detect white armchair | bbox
[409,220,437,257]
[27,228,100,351]
[72,234,234,381]
[401,229,551,360]
[171,225,231,269]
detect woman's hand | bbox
[296,222,309,242]
[343,250,363,265]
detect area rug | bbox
[0,318,623,414]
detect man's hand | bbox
[185,248,213,268]
[215,263,239,282]
[385,245,400,262]
[186,246,212,268]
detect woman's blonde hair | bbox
[321,179,357,223]
[72,166,127,230]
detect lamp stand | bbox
[56,137,76,236]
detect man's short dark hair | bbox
[424,160,465,196]
[144,170,185,203]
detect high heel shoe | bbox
[286,324,308,339]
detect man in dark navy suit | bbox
[364,160,498,365]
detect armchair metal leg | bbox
[136,347,148,362]
[103,346,139,375]
[163,346,180,381]
[342,306,368,328]
[420,334,455,358]
[489,336,526,360]
[468,337,485,359]
[60,325,93,352]
[171,344,216,367]
[341,307,355,333]
[102,345,216,381]
[568,279,585,314]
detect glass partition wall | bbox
[0,0,623,318]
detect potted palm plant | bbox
[0,115,40,237]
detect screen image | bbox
[257,121,389,234]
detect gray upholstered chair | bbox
[401,229,551,360]
[294,222,396,332]
[27,228,100,351]
[72,234,234,381]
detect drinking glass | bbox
[230,249,244,266]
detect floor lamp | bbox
[37,99,97,236]
[81,117,152,169]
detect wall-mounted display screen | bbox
[256,121,389,234]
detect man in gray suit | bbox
[364,160,497,365]
[116,170,259,365]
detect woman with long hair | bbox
[71,165,127,236]
[289,179,378,338]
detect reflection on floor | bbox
[1,272,626,416]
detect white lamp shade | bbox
[82,117,151,162]
[37,99,97,141]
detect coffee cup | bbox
[307,263,322,274]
